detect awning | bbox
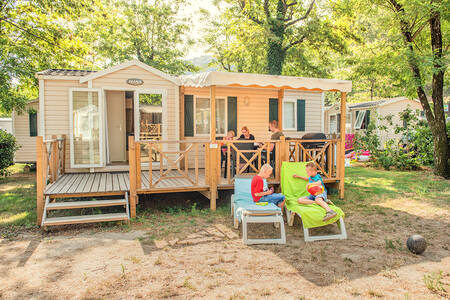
[179,71,352,93]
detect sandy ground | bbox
[1,209,449,300]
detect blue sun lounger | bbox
[231,177,286,245]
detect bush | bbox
[0,129,20,176]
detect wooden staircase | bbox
[41,193,130,227]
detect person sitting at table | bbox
[268,120,284,152]
[238,126,255,140]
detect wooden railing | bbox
[222,140,282,184]
[36,135,66,225]
[285,138,340,180]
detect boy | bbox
[293,162,337,221]
[251,164,285,208]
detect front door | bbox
[106,91,126,162]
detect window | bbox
[215,98,226,135]
[29,111,37,137]
[283,100,297,130]
[195,97,210,135]
[354,110,366,129]
[329,115,337,133]
[346,113,352,132]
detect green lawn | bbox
[0,164,448,239]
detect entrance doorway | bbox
[106,90,126,163]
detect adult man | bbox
[268,120,284,152]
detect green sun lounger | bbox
[281,162,347,242]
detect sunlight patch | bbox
[0,212,29,224]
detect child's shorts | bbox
[307,192,329,203]
[259,193,285,205]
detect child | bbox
[293,162,337,221]
[251,164,285,208]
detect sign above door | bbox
[127,78,144,86]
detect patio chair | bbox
[231,177,286,245]
[281,161,347,242]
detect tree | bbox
[384,0,449,178]
[80,0,197,74]
[0,0,96,114]
[237,0,317,74]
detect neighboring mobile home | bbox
[324,97,423,145]
[14,59,352,172]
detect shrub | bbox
[0,129,20,176]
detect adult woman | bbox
[238,126,255,140]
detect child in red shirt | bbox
[251,164,285,208]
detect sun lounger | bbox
[231,177,286,245]
[281,162,347,242]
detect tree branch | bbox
[238,0,263,25]
[388,0,434,122]
[264,0,270,19]
[285,0,315,27]
[283,35,306,51]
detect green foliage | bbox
[0,130,20,177]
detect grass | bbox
[0,164,36,233]
[423,271,448,295]
[0,163,448,240]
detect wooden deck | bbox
[44,169,285,197]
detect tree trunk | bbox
[266,1,286,75]
[429,10,449,178]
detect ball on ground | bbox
[406,235,427,255]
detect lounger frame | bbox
[231,195,286,245]
[285,206,347,242]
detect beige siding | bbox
[377,100,423,146]
[92,65,179,142]
[14,102,39,162]
[283,90,323,138]
[44,79,86,171]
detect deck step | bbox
[43,213,129,226]
[46,199,127,210]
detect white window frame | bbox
[193,96,228,137]
[329,113,338,134]
[69,88,104,168]
[215,97,227,137]
[282,99,297,131]
[134,88,168,142]
[354,110,366,130]
[193,96,211,137]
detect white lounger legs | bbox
[242,213,286,245]
[285,206,347,242]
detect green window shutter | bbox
[365,110,371,125]
[29,112,37,137]
[297,99,305,131]
[227,96,237,135]
[184,95,194,137]
[269,98,278,122]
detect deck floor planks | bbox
[98,173,107,192]
[45,173,72,194]
[76,173,91,193]
[123,173,130,190]
[82,173,95,193]
[55,174,79,194]
[105,173,113,192]
[112,173,120,191]
[90,173,101,193]
[117,173,126,191]
[141,172,149,189]
[66,173,86,194]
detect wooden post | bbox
[339,92,347,199]
[128,136,137,218]
[278,89,284,130]
[180,86,185,139]
[210,85,216,141]
[61,134,66,174]
[209,144,218,211]
[135,143,141,190]
[51,135,58,182]
[36,136,45,225]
